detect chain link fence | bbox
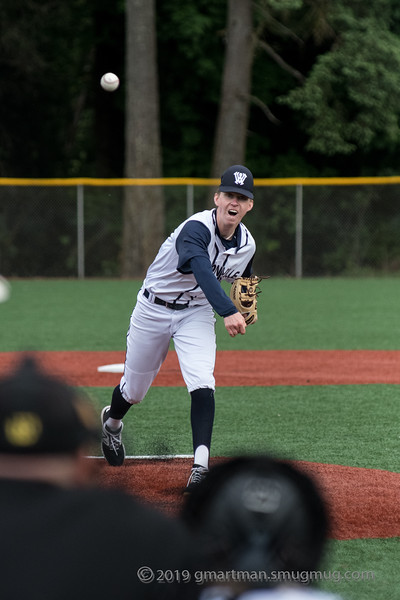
[1,177,399,278]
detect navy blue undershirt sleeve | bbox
[176,221,211,271]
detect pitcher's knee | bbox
[120,377,147,404]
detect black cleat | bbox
[101,406,125,466]
[183,464,209,495]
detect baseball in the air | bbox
[100,72,120,92]
[0,276,10,303]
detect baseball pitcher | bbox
[101,165,260,493]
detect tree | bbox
[211,0,255,177]
[280,1,400,156]
[122,0,164,277]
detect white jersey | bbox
[143,208,256,306]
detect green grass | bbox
[1,277,400,350]
[2,277,399,599]
[1,279,136,351]
[319,538,400,600]
[219,277,400,349]
[86,385,399,472]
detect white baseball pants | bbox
[119,292,216,403]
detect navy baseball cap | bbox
[0,356,99,454]
[218,165,254,199]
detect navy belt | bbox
[143,289,189,310]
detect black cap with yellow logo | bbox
[0,356,99,454]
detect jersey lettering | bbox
[212,264,241,281]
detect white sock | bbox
[106,417,122,431]
[194,445,209,469]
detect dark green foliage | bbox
[0,0,96,176]
[156,0,227,176]
[281,1,400,157]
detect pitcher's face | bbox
[214,192,253,234]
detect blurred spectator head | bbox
[182,455,329,586]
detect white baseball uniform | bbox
[119,208,256,403]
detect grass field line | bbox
[88,454,193,459]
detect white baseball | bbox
[0,276,10,303]
[100,72,120,92]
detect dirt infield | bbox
[95,458,400,541]
[1,349,399,540]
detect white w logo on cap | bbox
[233,172,247,186]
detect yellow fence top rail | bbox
[1,176,400,186]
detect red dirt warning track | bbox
[1,349,400,387]
[1,350,399,540]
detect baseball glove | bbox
[230,275,262,326]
